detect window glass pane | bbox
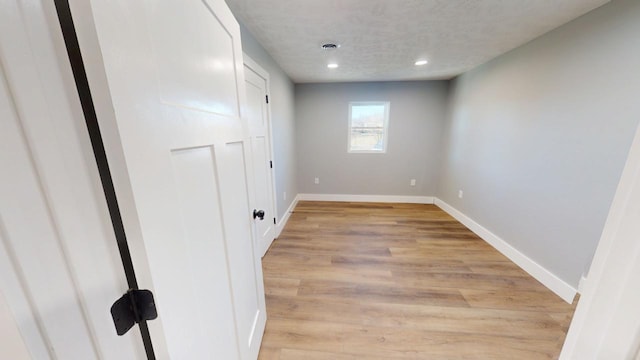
[350,128,385,151]
[348,101,389,152]
[351,105,386,128]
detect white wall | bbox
[438,0,640,288]
[237,23,298,219]
[296,81,449,196]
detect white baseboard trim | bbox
[275,195,299,238]
[577,275,588,294]
[434,198,577,303]
[297,193,435,204]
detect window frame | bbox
[347,101,390,154]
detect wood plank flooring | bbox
[258,201,577,359]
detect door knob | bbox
[253,209,265,220]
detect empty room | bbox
[1,0,640,359]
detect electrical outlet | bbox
[283,192,287,201]
[410,179,416,186]
[314,177,320,184]
[458,190,463,199]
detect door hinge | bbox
[273,217,276,224]
[269,160,273,169]
[265,95,269,103]
[111,289,158,336]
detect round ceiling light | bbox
[327,63,339,69]
[415,59,429,66]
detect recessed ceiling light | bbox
[415,59,429,66]
[327,63,339,69]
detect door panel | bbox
[150,0,239,116]
[169,146,239,359]
[0,75,95,358]
[75,0,267,358]
[0,1,143,358]
[244,62,277,256]
[0,79,98,359]
[0,291,31,360]
[216,141,266,349]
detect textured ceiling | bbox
[225,0,610,83]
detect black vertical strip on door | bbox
[52,1,156,359]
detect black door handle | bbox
[253,209,265,220]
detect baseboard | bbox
[578,275,587,294]
[434,198,577,303]
[297,193,435,204]
[275,195,298,238]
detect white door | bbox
[71,0,267,358]
[0,0,144,358]
[244,57,277,257]
[560,122,640,358]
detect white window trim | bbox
[347,101,390,154]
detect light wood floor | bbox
[258,201,577,359]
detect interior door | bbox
[0,0,144,358]
[560,123,640,358]
[244,59,278,257]
[72,0,267,358]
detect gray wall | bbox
[438,0,640,288]
[296,81,449,196]
[238,23,298,219]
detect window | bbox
[348,101,390,153]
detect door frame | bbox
[560,122,640,358]
[243,53,279,254]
